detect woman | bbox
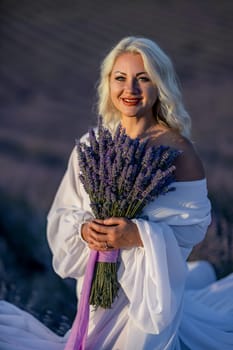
[0,36,233,350]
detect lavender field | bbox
[0,0,232,334]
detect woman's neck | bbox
[120,116,158,139]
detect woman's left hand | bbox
[86,217,143,251]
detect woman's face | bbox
[109,52,158,121]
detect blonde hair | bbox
[97,36,191,138]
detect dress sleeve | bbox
[47,146,94,279]
[117,181,211,334]
[118,220,186,334]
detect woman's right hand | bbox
[81,218,143,251]
[81,220,108,251]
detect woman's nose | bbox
[124,78,140,94]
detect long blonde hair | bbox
[97,36,191,139]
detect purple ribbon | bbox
[64,249,119,350]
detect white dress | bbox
[0,147,233,350]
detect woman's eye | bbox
[115,76,125,81]
[114,76,150,82]
[138,76,150,82]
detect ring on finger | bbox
[105,242,113,250]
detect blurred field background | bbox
[0,0,232,335]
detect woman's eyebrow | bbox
[113,71,148,76]
[136,71,148,76]
[113,71,126,75]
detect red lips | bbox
[121,97,142,106]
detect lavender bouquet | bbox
[76,117,180,309]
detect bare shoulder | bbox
[150,126,205,181]
[172,135,205,181]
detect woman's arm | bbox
[47,146,93,279]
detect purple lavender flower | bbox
[88,127,99,156]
